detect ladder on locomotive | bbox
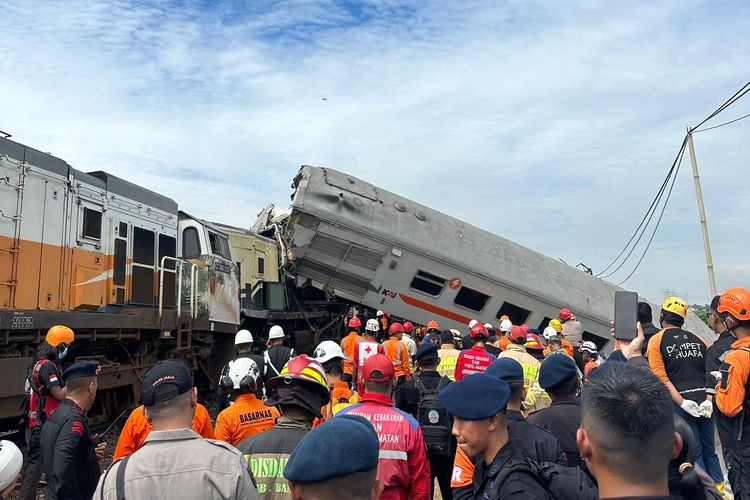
[157,257,198,351]
[0,158,25,307]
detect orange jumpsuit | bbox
[451,446,474,490]
[113,403,214,461]
[383,337,411,380]
[340,332,361,376]
[214,393,279,446]
[543,338,574,357]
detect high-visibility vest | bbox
[384,338,408,378]
[341,333,361,375]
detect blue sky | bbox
[2,0,749,304]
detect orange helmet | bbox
[718,287,750,321]
[46,325,74,347]
[427,320,440,331]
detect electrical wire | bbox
[617,142,686,285]
[691,80,750,131]
[693,111,750,133]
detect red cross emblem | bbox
[365,345,373,354]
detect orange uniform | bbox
[113,403,214,461]
[543,338,574,357]
[583,360,598,380]
[716,336,750,418]
[451,446,474,489]
[496,336,511,351]
[383,337,411,380]
[214,393,279,446]
[314,381,362,427]
[340,332,361,375]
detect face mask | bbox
[58,346,68,359]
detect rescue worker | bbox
[451,358,566,499]
[96,360,258,499]
[377,311,390,342]
[454,323,495,381]
[218,329,265,410]
[528,354,582,467]
[499,326,549,414]
[383,323,411,387]
[112,400,214,461]
[19,324,73,500]
[313,340,359,422]
[401,321,418,368]
[263,325,296,398]
[396,343,454,500]
[215,357,279,446]
[647,296,723,485]
[340,317,362,386]
[524,331,545,361]
[439,373,549,499]
[40,361,103,500]
[351,319,384,390]
[337,354,431,500]
[484,324,502,357]
[714,287,750,497]
[558,308,582,347]
[437,330,460,380]
[579,341,599,381]
[237,356,330,499]
[637,301,660,351]
[496,319,513,351]
[284,415,383,500]
[544,320,574,357]
[0,440,23,498]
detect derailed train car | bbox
[0,136,241,423]
[275,166,712,349]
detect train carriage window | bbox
[208,231,231,259]
[82,207,102,239]
[496,302,531,325]
[538,316,555,331]
[133,228,155,265]
[409,270,446,297]
[182,227,201,259]
[257,256,265,275]
[454,286,490,312]
[113,239,126,286]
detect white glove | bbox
[710,370,722,382]
[680,399,703,418]
[699,400,713,419]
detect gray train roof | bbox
[0,136,177,215]
[292,166,631,324]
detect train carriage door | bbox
[72,198,107,310]
[158,234,177,308]
[131,227,156,305]
[111,222,128,305]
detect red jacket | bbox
[454,345,496,381]
[337,393,430,500]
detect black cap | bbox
[62,361,99,382]
[140,360,193,407]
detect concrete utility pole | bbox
[686,129,718,298]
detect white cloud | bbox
[2,0,749,302]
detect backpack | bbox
[413,376,452,458]
[490,458,598,500]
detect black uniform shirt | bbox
[527,396,582,467]
[395,370,450,415]
[506,409,567,465]
[40,399,100,500]
[473,440,550,499]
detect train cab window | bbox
[208,231,231,259]
[538,316,555,331]
[182,227,201,259]
[496,302,531,325]
[409,270,446,297]
[82,207,102,239]
[257,256,265,275]
[454,286,490,312]
[133,228,155,265]
[158,235,177,269]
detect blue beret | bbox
[62,361,99,381]
[284,414,379,483]
[538,354,578,390]
[413,342,439,361]
[439,373,510,420]
[485,358,524,382]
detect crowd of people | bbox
[10,288,750,499]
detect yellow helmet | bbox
[46,325,74,347]
[548,319,562,333]
[661,297,688,319]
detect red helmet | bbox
[520,324,529,333]
[509,326,527,342]
[348,317,361,329]
[427,320,440,331]
[469,323,488,339]
[389,323,404,335]
[559,308,572,321]
[524,333,543,350]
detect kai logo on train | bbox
[381,289,398,299]
[448,278,462,289]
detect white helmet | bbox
[234,329,254,345]
[365,319,379,332]
[313,341,346,364]
[376,310,384,317]
[499,319,513,333]
[0,441,22,491]
[227,357,261,390]
[268,325,285,340]
[542,327,557,341]
[468,319,478,328]
[484,323,493,330]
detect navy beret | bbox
[439,373,510,420]
[485,358,524,382]
[413,342,439,361]
[62,361,99,381]
[538,354,578,390]
[284,414,379,483]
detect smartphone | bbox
[614,291,638,341]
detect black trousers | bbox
[19,425,42,500]
[430,455,453,500]
[724,446,749,499]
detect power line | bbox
[693,111,750,133]
[691,80,750,131]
